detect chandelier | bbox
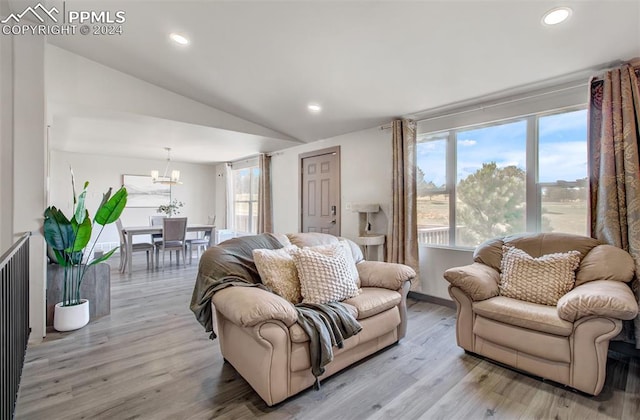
[151,147,182,185]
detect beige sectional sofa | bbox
[201,232,416,406]
[444,233,639,396]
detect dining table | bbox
[121,224,215,274]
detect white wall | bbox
[215,163,227,228]
[0,15,12,251]
[12,32,47,342]
[49,150,216,247]
[420,246,473,299]
[271,126,391,243]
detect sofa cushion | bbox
[473,316,571,363]
[343,287,401,320]
[499,246,581,306]
[253,246,301,304]
[575,244,635,287]
[289,302,358,343]
[474,233,601,272]
[292,244,360,304]
[290,307,401,371]
[473,296,573,336]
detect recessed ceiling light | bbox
[307,103,322,113]
[542,7,572,25]
[169,33,190,45]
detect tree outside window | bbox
[417,108,587,248]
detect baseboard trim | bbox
[408,291,456,309]
[609,340,640,358]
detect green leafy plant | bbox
[157,199,184,217]
[43,169,128,306]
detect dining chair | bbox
[155,217,188,269]
[186,227,215,264]
[149,215,166,244]
[116,219,155,272]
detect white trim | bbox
[417,82,588,135]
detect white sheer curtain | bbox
[224,163,234,231]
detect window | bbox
[417,107,588,248]
[231,165,259,234]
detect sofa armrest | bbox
[557,280,639,322]
[356,261,415,290]
[212,286,298,328]
[443,263,500,301]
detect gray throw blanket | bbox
[190,233,284,338]
[295,302,362,388]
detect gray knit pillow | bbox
[500,245,580,306]
[292,243,360,304]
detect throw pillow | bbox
[308,240,361,287]
[292,243,360,304]
[253,245,302,304]
[499,245,581,306]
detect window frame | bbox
[231,163,259,235]
[418,104,587,249]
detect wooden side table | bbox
[355,234,385,261]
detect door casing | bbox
[299,146,341,236]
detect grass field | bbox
[417,196,588,237]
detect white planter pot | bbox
[53,299,90,332]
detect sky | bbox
[417,109,588,187]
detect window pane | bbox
[234,168,251,200]
[234,202,250,233]
[233,166,259,233]
[538,109,588,236]
[456,120,527,247]
[417,133,449,245]
[251,200,258,234]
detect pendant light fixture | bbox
[151,147,182,185]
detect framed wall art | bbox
[122,174,170,208]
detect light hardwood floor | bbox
[14,254,640,420]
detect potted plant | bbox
[157,199,184,217]
[43,171,127,331]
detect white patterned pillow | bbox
[307,240,360,287]
[292,243,360,304]
[500,245,581,306]
[253,246,301,304]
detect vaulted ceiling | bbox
[40,0,640,163]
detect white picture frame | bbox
[122,174,170,208]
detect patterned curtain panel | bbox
[588,63,640,347]
[387,119,420,290]
[257,153,273,233]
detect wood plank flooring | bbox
[14,255,640,419]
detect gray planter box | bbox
[46,263,111,326]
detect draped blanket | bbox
[190,233,284,337]
[295,303,362,387]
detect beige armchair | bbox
[444,233,639,396]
